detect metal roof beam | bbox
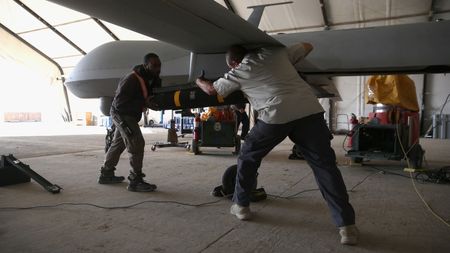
[223,0,236,13]
[267,9,450,34]
[92,17,119,41]
[17,17,92,34]
[0,23,64,79]
[0,22,72,121]
[13,0,86,55]
[52,54,83,59]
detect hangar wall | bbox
[0,27,66,123]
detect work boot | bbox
[98,166,125,184]
[127,171,157,192]
[339,225,359,245]
[230,203,252,220]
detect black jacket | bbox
[111,65,161,121]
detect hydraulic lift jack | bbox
[0,154,62,194]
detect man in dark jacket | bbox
[99,53,161,192]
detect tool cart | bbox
[190,107,241,155]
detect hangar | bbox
[1,0,449,252]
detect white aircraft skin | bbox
[46,0,450,114]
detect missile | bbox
[149,85,248,110]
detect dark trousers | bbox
[104,113,145,174]
[233,113,355,227]
[235,110,250,139]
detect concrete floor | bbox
[0,128,449,253]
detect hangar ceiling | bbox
[1,0,449,77]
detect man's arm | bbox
[196,78,217,95]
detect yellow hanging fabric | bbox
[365,75,419,111]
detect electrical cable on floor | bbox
[0,168,383,210]
[416,155,450,184]
[348,170,383,192]
[368,165,412,179]
[395,123,450,228]
[0,198,224,211]
[1,139,449,214]
[268,169,382,200]
[409,171,450,227]
[363,157,449,184]
[414,166,450,184]
[267,188,320,200]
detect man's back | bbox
[223,47,323,124]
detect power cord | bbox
[368,165,411,179]
[267,170,382,200]
[1,158,448,216]
[415,166,450,184]
[395,123,450,228]
[0,168,385,210]
[348,170,383,192]
[267,188,320,200]
[0,198,224,211]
